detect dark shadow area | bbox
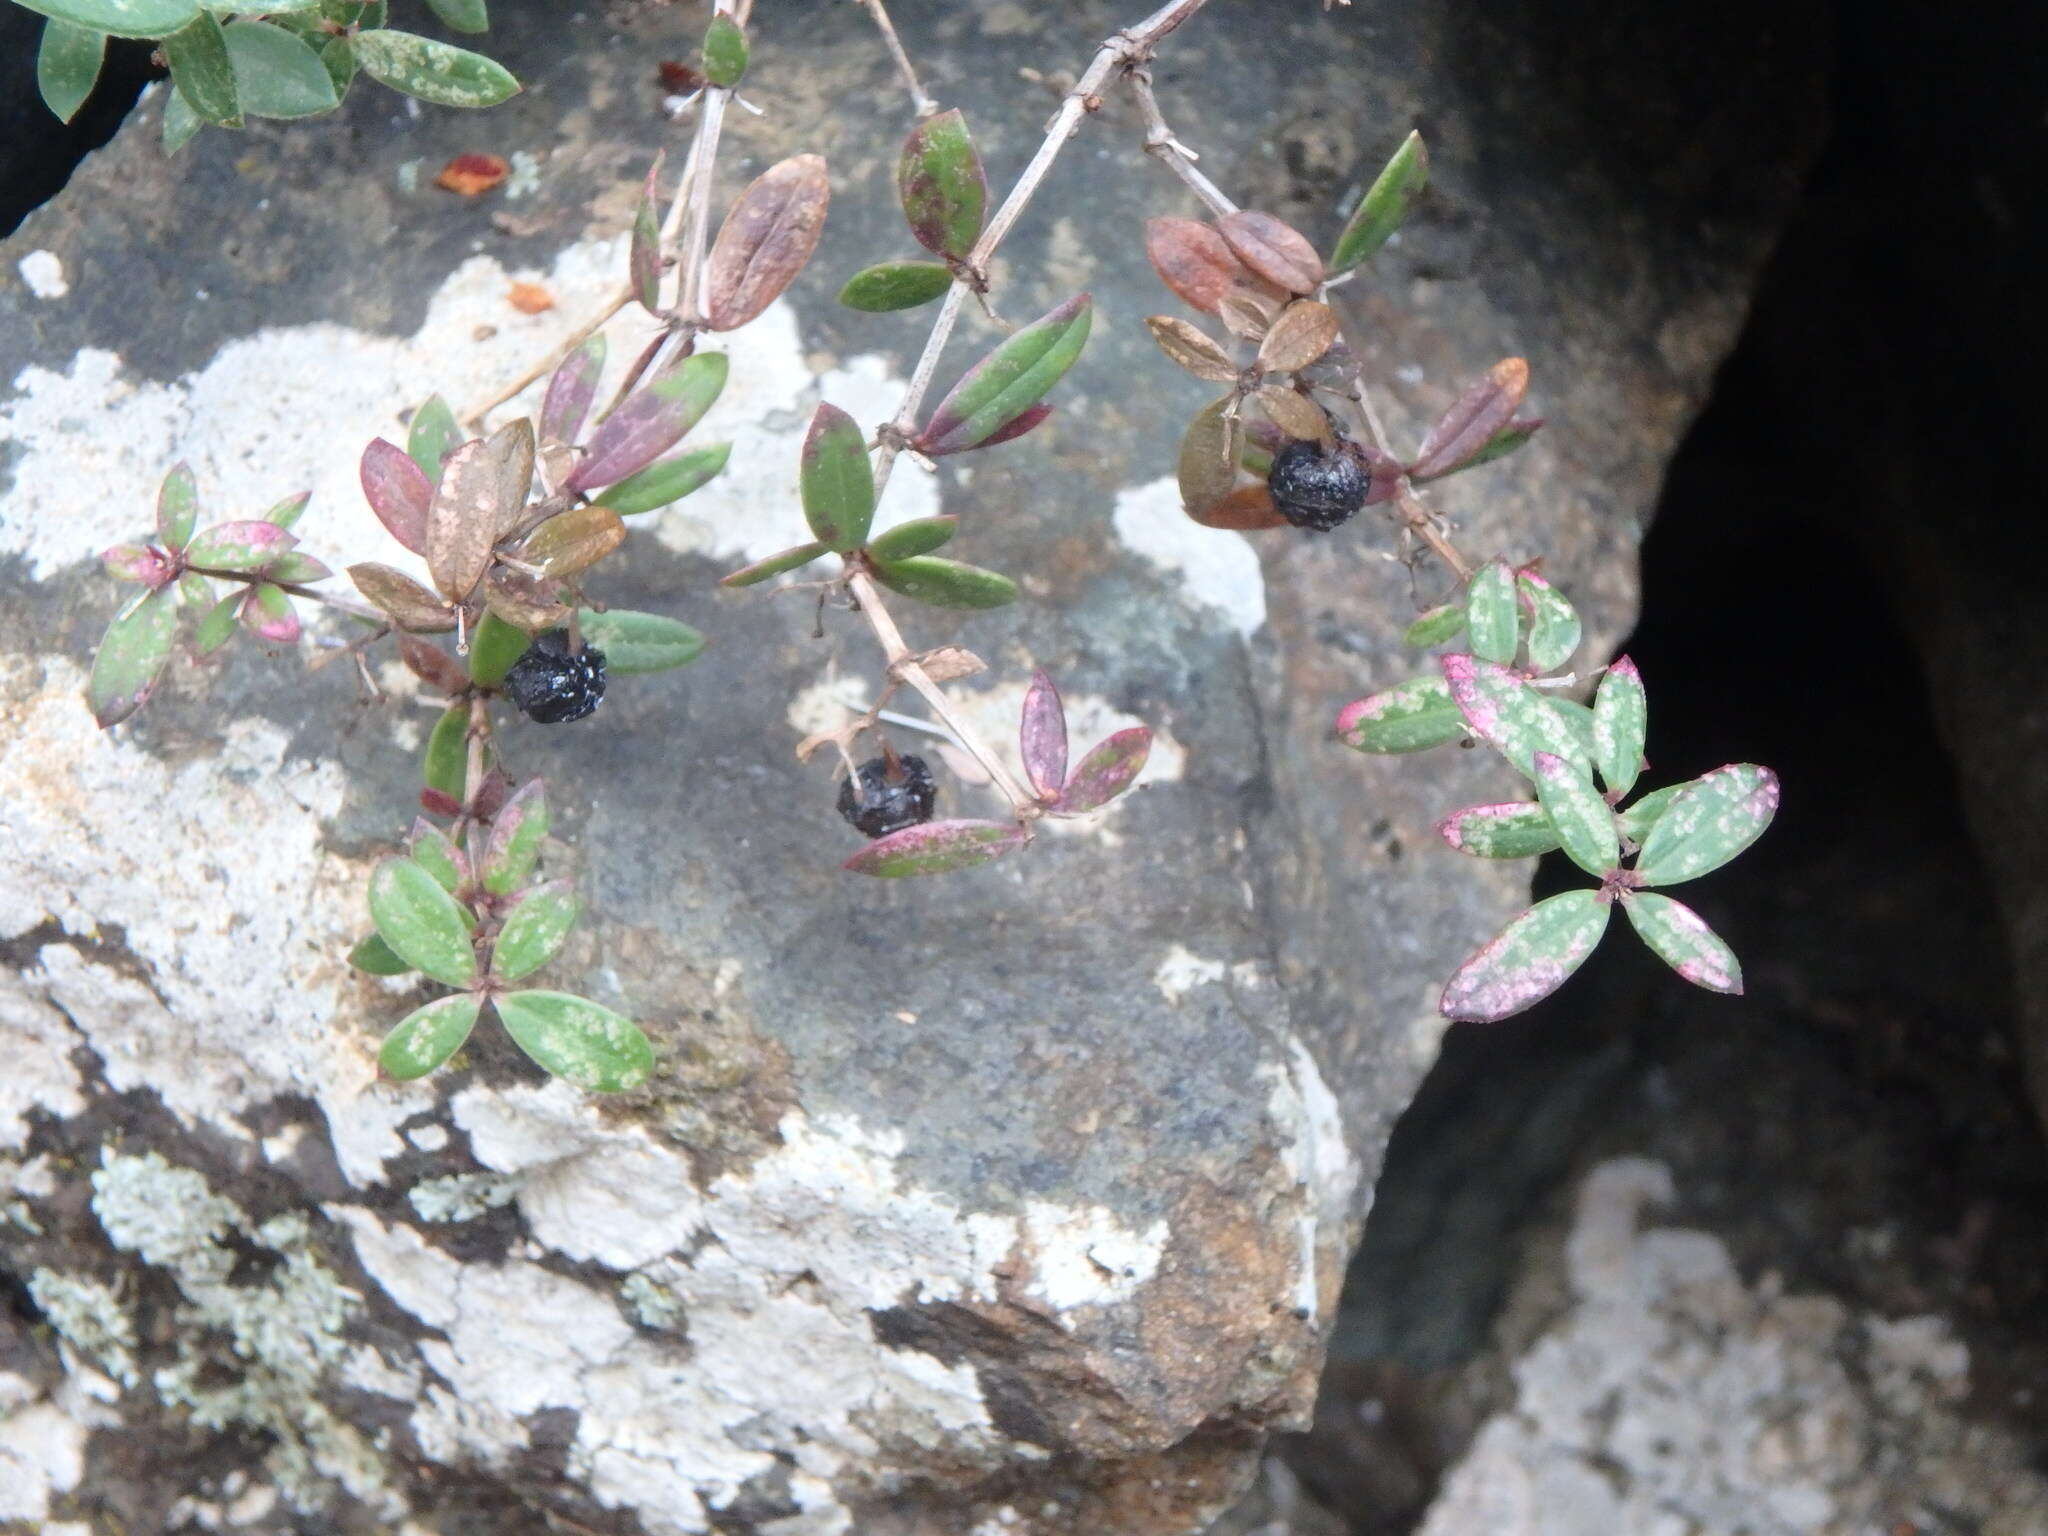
[0,10,160,240]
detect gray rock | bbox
[0,2,1821,1531]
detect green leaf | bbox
[378,993,480,1081]
[1622,891,1744,995]
[491,879,579,981]
[1547,696,1597,761]
[917,293,1091,456]
[1446,419,1543,477]
[156,461,199,549]
[1465,559,1518,665]
[408,817,467,892]
[798,403,874,552]
[423,704,468,799]
[407,395,460,486]
[898,108,986,262]
[1533,751,1618,878]
[467,609,529,688]
[184,519,296,572]
[1440,889,1611,1022]
[629,155,663,315]
[89,586,180,727]
[319,34,355,95]
[700,11,746,86]
[1592,655,1647,798]
[1440,653,1588,779]
[353,29,519,109]
[161,84,202,154]
[368,856,477,988]
[1330,129,1428,273]
[37,19,106,123]
[12,0,198,40]
[1517,568,1581,674]
[865,516,958,562]
[567,352,727,492]
[423,0,487,33]
[223,20,339,118]
[192,591,240,655]
[598,443,729,516]
[262,489,312,531]
[238,581,299,643]
[1616,783,1682,847]
[575,607,705,673]
[1633,764,1780,887]
[1335,674,1467,754]
[1402,602,1464,649]
[176,570,211,606]
[479,778,547,895]
[165,14,240,130]
[842,819,1030,878]
[348,931,412,975]
[1436,801,1561,859]
[495,990,653,1092]
[868,556,1017,610]
[720,541,829,588]
[838,260,953,312]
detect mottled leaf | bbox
[1052,727,1149,815]
[1144,215,1251,313]
[700,11,746,86]
[843,819,1029,878]
[898,107,985,261]
[491,879,578,982]
[262,489,312,532]
[481,569,568,635]
[378,994,480,1081]
[223,20,338,118]
[1616,783,1682,847]
[599,443,729,516]
[1330,129,1428,273]
[704,153,830,332]
[1216,209,1324,295]
[156,461,199,549]
[176,570,210,607]
[185,520,296,572]
[575,607,705,673]
[406,395,460,487]
[359,437,431,553]
[480,777,547,895]
[89,586,179,727]
[1633,764,1780,887]
[368,856,477,988]
[38,19,106,123]
[523,504,625,579]
[1146,315,1237,382]
[567,351,727,491]
[798,402,874,552]
[424,440,496,602]
[1622,891,1743,994]
[539,333,606,448]
[868,556,1017,610]
[348,562,453,632]
[422,704,468,799]
[352,29,519,108]
[1019,669,1067,800]
[1403,602,1465,649]
[467,609,529,687]
[101,544,171,587]
[1465,559,1519,665]
[1533,751,1618,877]
[14,0,194,40]
[630,154,663,314]
[1518,567,1582,674]
[1257,300,1338,372]
[1335,674,1466,754]
[1437,801,1561,859]
[1440,889,1611,1022]
[1440,653,1588,778]
[1177,395,1242,518]
[238,582,299,644]
[192,591,239,655]
[408,817,467,893]
[838,260,953,312]
[348,932,411,976]
[720,541,829,588]
[494,990,653,1092]
[423,0,485,34]
[1410,359,1530,481]
[917,293,1091,455]
[1592,654,1647,798]
[166,12,240,125]
[1548,696,1597,761]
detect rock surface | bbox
[0,1,1822,1531]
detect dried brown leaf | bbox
[1191,484,1290,531]
[1258,300,1339,373]
[482,568,570,632]
[1254,383,1329,442]
[1217,283,1282,342]
[350,562,457,632]
[521,504,626,579]
[1143,215,1253,313]
[1176,395,1243,518]
[1144,316,1238,382]
[1216,210,1325,295]
[704,153,831,332]
[398,633,469,694]
[900,646,985,684]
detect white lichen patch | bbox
[1261,1037,1362,1319]
[1152,944,1226,1003]
[0,1392,87,1525]
[0,970,86,1148]
[1113,475,1267,638]
[17,249,68,299]
[1019,1202,1168,1314]
[28,1269,140,1387]
[407,1171,521,1224]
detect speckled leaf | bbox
[1440,653,1588,778]
[1052,728,1149,815]
[917,293,1091,455]
[540,333,606,448]
[39,19,106,124]
[406,395,460,487]
[348,932,411,976]
[898,108,985,261]
[1465,559,1519,665]
[1144,215,1251,313]
[89,586,178,727]
[192,591,239,655]
[378,994,479,1081]
[799,403,874,552]
[262,489,312,531]
[1593,655,1648,797]
[16,0,193,36]
[348,563,453,632]
[568,352,727,491]
[1330,129,1428,272]
[422,704,467,799]
[599,443,729,516]
[1192,483,1290,531]
[185,520,295,572]
[491,880,579,982]
[1177,395,1242,518]
[495,991,653,1092]
[1633,764,1780,886]
[1616,783,1682,847]
[1216,210,1324,295]
[843,819,1029,878]
[352,29,518,108]
[704,153,830,332]
[163,12,240,125]
[101,544,170,586]
[360,437,431,553]
[424,439,496,601]
[575,607,704,673]
[1257,300,1338,372]
[1548,697,1597,761]
[838,260,952,312]
[865,516,958,562]
[224,21,338,117]
[1019,668,1068,800]
[480,778,548,895]
[720,541,829,588]
[523,504,624,579]
[1403,602,1465,649]
[1146,315,1237,382]
[238,582,299,643]
[369,856,477,988]
[155,461,198,549]
[1534,751,1618,877]
[1410,359,1530,481]
[1335,674,1466,754]
[1441,889,1611,1022]
[177,570,210,607]
[466,609,528,686]
[1518,568,1582,674]
[700,12,746,86]
[423,0,485,34]
[408,817,467,893]
[868,556,1017,610]
[630,155,663,314]
[1622,891,1744,995]
[1437,801,1561,859]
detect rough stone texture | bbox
[0,1,1823,1531]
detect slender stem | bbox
[1125,65,1235,216]
[857,0,937,117]
[186,564,388,624]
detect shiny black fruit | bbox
[837,753,937,839]
[501,629,607,724]
[1268,437,1372,531]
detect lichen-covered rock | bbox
[0,1,1821,1531]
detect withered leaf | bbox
[1176,395,1243,518]
[484,417,538,538]
[1216,283,1281,342]
[1217,210,1325,296]
[425,439,500,603]
[482,568,570,632]
[1145,316,1238,382]
[1254,383,1329,442]
[398,633,470,695]
[350,563,457,632]
[1257,300,1339,373]
[900,646,985,684]
[704,153,830,332]
[1191,483,1290,531]
[522,504,626,579]
[1144,215,1251,313]
[1410,358,1530,481]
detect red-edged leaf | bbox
[843,818,1029,877]
[916,294,1091,455]
[1052,727,1150,815]
[1019,669,1067,800]
[1145,215,1252,313]
[101,544,174,587]
[1439,652,1587,778]
[480,777,550,895]
[540,333,606,448]
[89,585,179,728]
[898,108,987,261]
[184,520,296,573]
[1410,359,1530,481]
[360,437,432,554]
[238,583,300,644]
[704,153,831,332]
[1621,891,1744,995]
[1436,801,1562,859]
[1440,890,1612,1022]
[926,402,1051,457]
[567,352,727,491]
[156,461,199,549]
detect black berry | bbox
[1267,437,1372,531]
[501,629,607,724]
[837,753,937,839]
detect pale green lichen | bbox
[408,1171,520,1224]
[27,1269,139,1387]
[620,1271,685,1330]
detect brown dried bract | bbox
[704,154,831,332]
[435,153,509,197]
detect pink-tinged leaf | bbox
[921,402,1051,458]
[1592,654,1647,798]
[409,817,469,893]
[1436,801,1560,859]
[491,878,580,982]
[1336,674,1466,754]
[1632,764,1779,887]
[1145,215,1254,313]
[703,153,831,332]
[1516,566,1582,674]
[1409,359,1530,481]
[157,461,199,549]
[349,563,456,632]
[898,107,987,262]
[481,777,550,895]
[916,294,1091,456]
[360,437,433,554]
[1621,891,1743,995]
[238,583,300,644]
[540,333,607,447]
[262,489,312,531]
[1439,652,1587,779]
[101,544,174,587]
[184,520,297,573]
[566,351,728,492]
[1216,210,1324,295]
[1440,889,1611,1022]
[630,153,664,314]
[1052,727,1150,815]
[420,787,464,818]
[843,818,1029,877]
[1416,417,1545,481]
[1019,669,1068,800]
[1532,751,1618,878]
[89,585,179,728]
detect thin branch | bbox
[1125,65,1234,216]
[856,0,937,117]
[185,564,388,624]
